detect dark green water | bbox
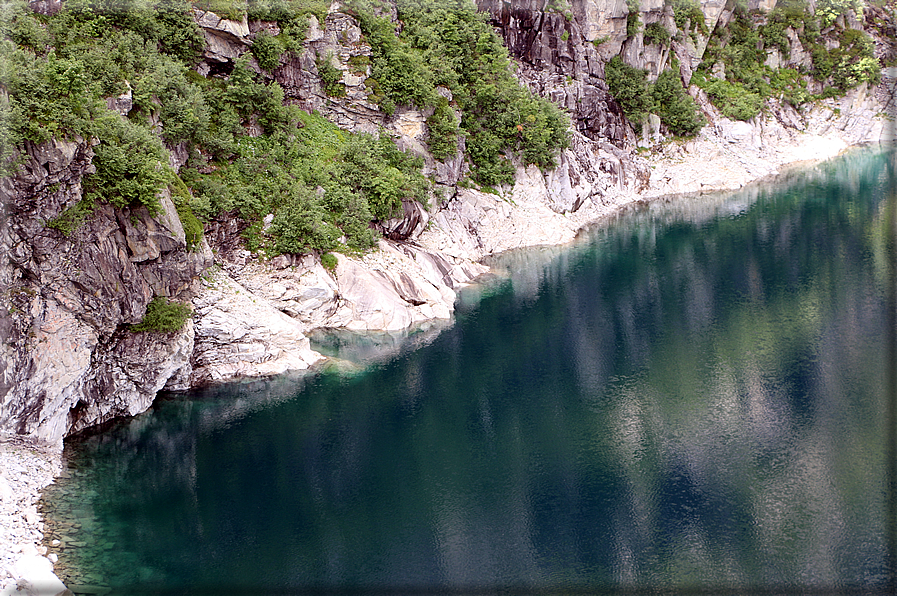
[43,149,895,594]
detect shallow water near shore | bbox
[42,148,895,594]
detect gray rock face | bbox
[475,0,635,146]
[195,9,251,67]
[0,139,211,445]
[190,271,324,386]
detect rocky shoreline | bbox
[0,438,66,596]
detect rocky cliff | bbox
[1,0,894,449]
[0,138,216,445]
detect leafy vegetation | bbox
[644,22,671,46]
[46,198,96,236]
[626,0,642,38]
[130,296,192,332]
[316,52,346,97]
[3,0,571,255]
[652,67,705,136]
[320,252,338,271]
[605,57,705,136]
[671,0,708,35]
[693,0,881,120]
[605,56,653,130]
[347,0,569,187]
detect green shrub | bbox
[269,189,342,254]
[644,22,671,46]
[168,172,204,250]
[426,98,459,161]
[191,0,246,21]
[320,252,338,271]
[351,0,569,186]
[130,297,192,332]
[252,30,283,71]
[652,68,705,135]
[760,0,809,54]
[626,12,641,38]
[830,29,881,89]
[671,0,708,35]
[348,54,371,74]
[46,198,95,236]
[247,0,317,49]
[132,54,212,145]
[605,56,653,130]
[224,56,292,132]
[810,42,834,80]
[816,0,863,28]
[316,53,346,97]
[248,0,329,25]
[693,72,763,120]
[84,114,168,213]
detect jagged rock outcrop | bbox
[475,0,637,146]
[0,138,212,445]
[189,271,324,385]
[195,9,251,73]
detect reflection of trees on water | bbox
[46,149,891,591]
[551,149,890,588]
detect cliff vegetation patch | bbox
[694,0,882,120]
[130,296,192,332]
[605,57,705,136]
[2,0,570,255]
[347,0,570,187]
[1,0,435,256]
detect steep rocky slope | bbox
[0,139,213,445]
[1,0,894,444]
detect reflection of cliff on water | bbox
[307,318,453,369]
[477,146,891,587]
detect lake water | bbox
[42,148,896,594]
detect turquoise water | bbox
[43,149,895,594]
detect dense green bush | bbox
[606,58,705,135]
[816,0,863,28]
[251,30,283,71]
[626,0,641,38]
[605,56,653,130]
[4,0,570,254]
[247,0,319,50]
[349,0,569,187]
[168,172,204,249]
[644,22,671,46]
[693,72,763,120]
[130,297,192,332]
[652,68,705,135]
[320,252,338,271]
[426,97,460,161]
[829,28,881,89]
[671,0,708,35]
[84,114,168,213]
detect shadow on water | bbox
[40,147,895,596]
